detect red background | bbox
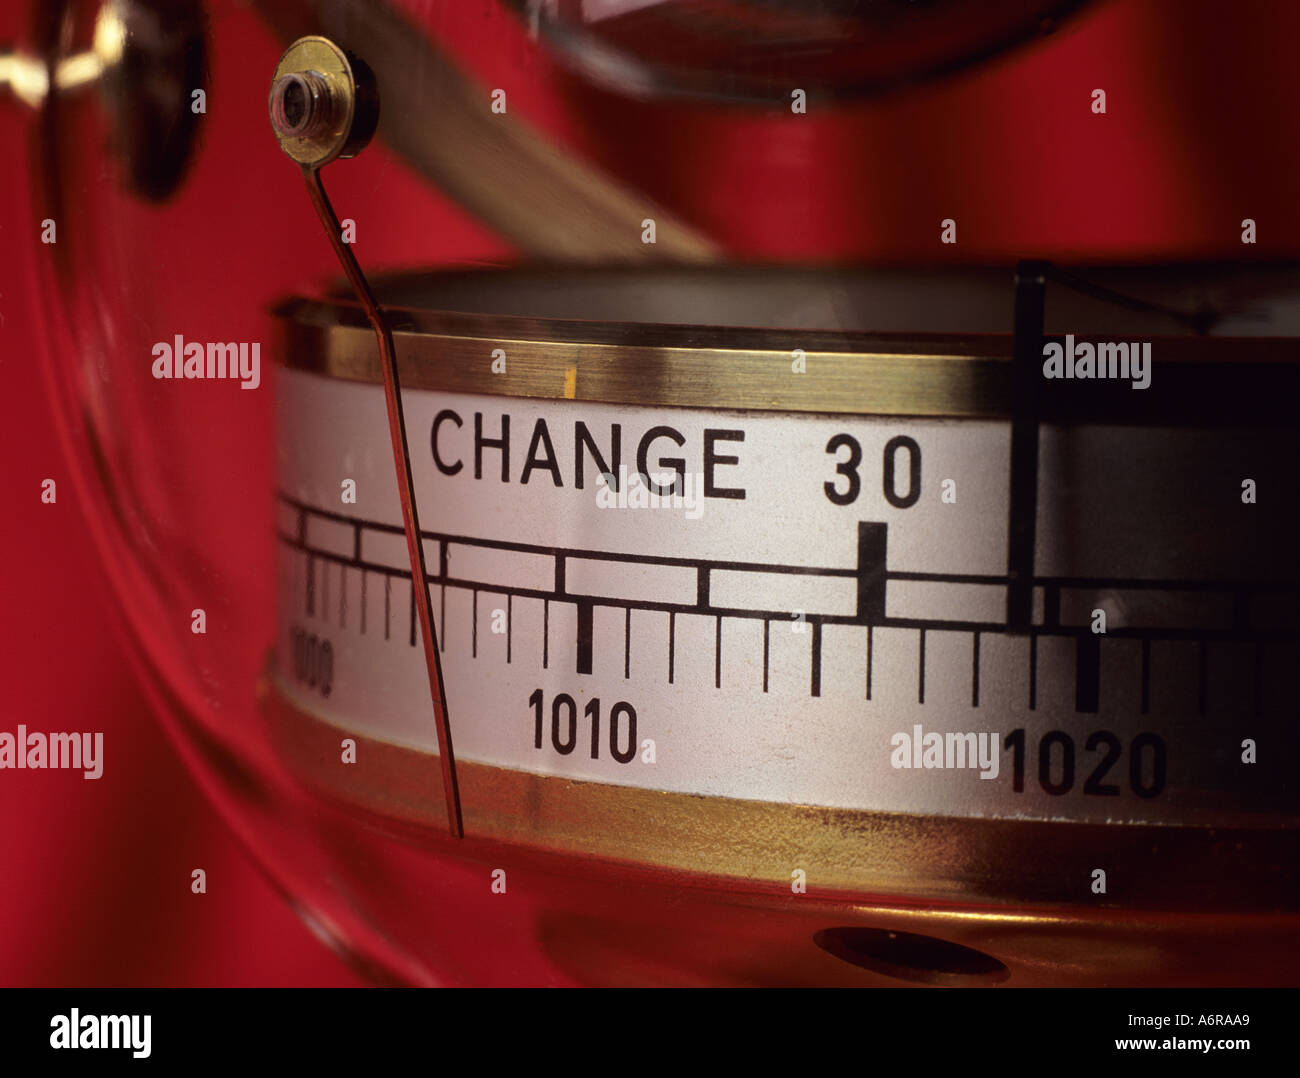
[2,0,1298,985]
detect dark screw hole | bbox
[282,78,307,128]
[814,927,1010,986]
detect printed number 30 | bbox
[824,434,921,508]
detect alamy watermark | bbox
[152,335,261,389]
[890,723,999,779]
[0,725,103,779]
[595,466,705,520]
[1042,334,1151,390]
[50,1009,150,1058]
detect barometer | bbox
[12,0,1297,986]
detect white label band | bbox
[274,368,1297,826]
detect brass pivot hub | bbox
[268,36,378,169]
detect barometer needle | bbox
[300,164,464,839]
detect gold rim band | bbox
[276,295,1010,416]
[272,283,1297,421]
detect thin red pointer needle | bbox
[300,163,464,839]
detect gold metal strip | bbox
[275,302,1012,416]
[272,291,1297,418]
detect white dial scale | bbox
[272,368,1296,829]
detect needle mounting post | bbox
[268,35,464,839]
